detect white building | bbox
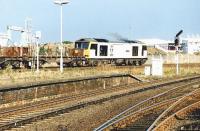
[139,39,172,47]
[182,36,200,54]
[139,38,173,53]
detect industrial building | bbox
[139,38,173,53]
[181,35,200,54]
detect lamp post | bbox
[54,0,70,73]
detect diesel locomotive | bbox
[66,38,148,66]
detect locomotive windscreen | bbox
[75,42,89,49]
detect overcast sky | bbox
[0,0,200,42]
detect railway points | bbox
[94,78,200,131]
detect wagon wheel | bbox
[12,61,21,69]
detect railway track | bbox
[0,76,156,131]
[0,75,200,130]
[115,98,178,131]
[94,76,200,131]
[151,87,200,131]
[0,81,144,130]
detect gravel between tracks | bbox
[9,83,177,131]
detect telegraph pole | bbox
[35,31,41,73]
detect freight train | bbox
[0,38,148,69]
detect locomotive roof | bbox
[75,38,144,44]
[75,38,109,43]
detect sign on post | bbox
[151,56,163,76]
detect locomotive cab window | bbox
[142,45,147,56]
[90,44,98,56]
[100,45,108,56]
[75,42,89,49]
[132,46,138,56]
